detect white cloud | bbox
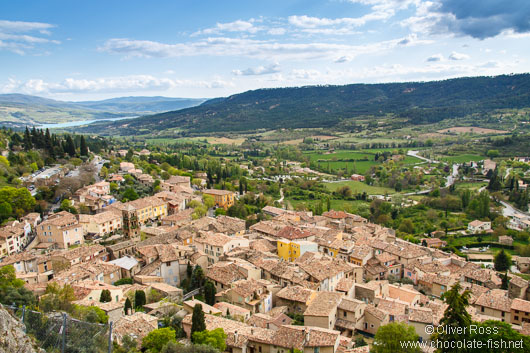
[232,63,280,76]
[0,19,58,54]
[100,34,432,61]
[192,19,260,36]
[1,75,234,95]
[426,53,443,62]
[448,51,469,60]
[268,28,286,35]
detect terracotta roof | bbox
[276,226,312,240]
[206,262,246,285]
[304,291,343,316]
[203,189,234,196]
[511,298,530,313]
[276,285,315,303]
[364,304,387,321]
[338,298,365,312]
[475,289,512,312]
[408,307,433,324]
[336,278,355,293]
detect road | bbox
[500,200,530,218]
[407,150,440,164]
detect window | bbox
[481,306,485,312]
[314,348,320,353]
[515,316,519,321]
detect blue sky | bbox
[1,0,529,100]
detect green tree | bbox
[124,297,132,315]
[100,289,111,303]
[202,194,215,209]
[372,322,421,353]
[433,282,471,353]
[191,265,205,290]
[204,281,216,306]
[142,327,176,353]
[134,289,146,309]
[161,343,220,353]
[467,320,530,352]
[398,219,415,234]
[80,135,89,156]
[191,304,206,341]
[501,272,510,290]
[192,328,227,352]
[40,283,76,313]
[122,187,139,201]
[0,265,36,307]
[113,335,140,353]
[494,249,512,272]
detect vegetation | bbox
[373,322,421,353]
[191,304,206,342]
[142,327,176,353]
[192,328,227,352]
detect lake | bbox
[37,115,140,129]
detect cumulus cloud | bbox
[100,34,431,61]
[0,19,58,54]
[403,0,530,39]
[192,19,260,36]
[426,53,443,61]
[232,63,280,76]
[1,75,234,95]
[448,51,469,60]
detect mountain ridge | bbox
[77,73,530,135]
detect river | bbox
[37,115,140,129]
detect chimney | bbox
[305,328,310,343]
[251,328,254,335]
[234,331,238,344]
[127,308,132,315]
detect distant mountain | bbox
[79,74,530,135]
[74,96,207,113]
[0,94,206,125]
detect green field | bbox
[454,181,488,191]
[287,198,370,215]
[440,154,485,163]
[304,149,423,174]
[324,180,395,195]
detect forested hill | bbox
[80,74,530,135]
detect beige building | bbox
[474,289,512,323]
[194,232,249,264]
[37,211,84,249]
[303,291,343,329]
[78,211,122,237]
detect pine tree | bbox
[65,135,76,157]
[433,282,471,353]
[494,249,512,272]
[80,135,88,156]
[100,289,111,303]
[23,127,32,151]
[124,297,132,315]
[191,304,206,341]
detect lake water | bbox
[37,115,140,129]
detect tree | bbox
[467,320,530,352]
[134,289,146,309]
[161,343,220,353]
[113,335,140,353]
[0,265,36,307]
[80,136,89,156]
[192,328,227,352]
[433,282,471,353]
[122,187,139,201]
[191,304,206,341]
[372,322,421,353]
[40,283,76,313]
[124,297,132,315]
[191,265,205,290]
[202,194,215,209]
[99,289,111,303]
[494,249,512,272]
[398,219,415,234]
[142,327,176,353]
[501,272,510,290]
[204,281,216,306]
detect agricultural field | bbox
[454,181,488,191]
[439,154,486,163]
[286,198,370,215]
[324,180,395,195]
[438,127,508,134]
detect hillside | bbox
[0,94,205,125]
[78,74,530,136]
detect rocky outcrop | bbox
[0,306,38,353]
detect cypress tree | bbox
[100,289,112,303]
[80,135,88,156]
[204,281,216,306]
[494,249,512,272]
[23,127,32,151]
[191,304,206,341]
[124,297,132,315]
[134,289,146,308]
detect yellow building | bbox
[127,196,168,224]
[203,189,235,209]
[277,239,318,262]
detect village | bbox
[1,148,530,353]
